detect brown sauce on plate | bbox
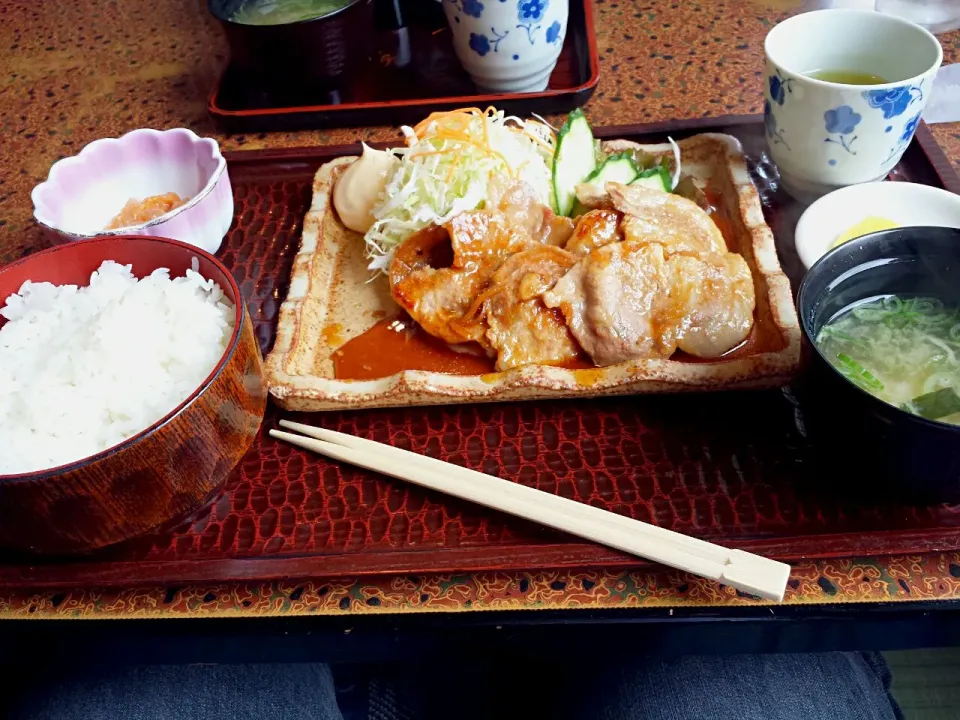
[704,189,736,252]
[333,315,494,380]
[333,315,597,380]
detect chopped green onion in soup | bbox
[815,296,960,425]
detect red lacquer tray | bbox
[3,117,960,590]
[207,0,599,133]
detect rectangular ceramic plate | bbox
[207,0,599,133]
[4,118,960,590]
[265,133,803,411]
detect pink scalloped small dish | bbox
[31,128,233,254]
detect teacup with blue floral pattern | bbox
[440,0,569,93]
[764,9,941,203]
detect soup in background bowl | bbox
[228,0,353,25]
[208,0,373,95]
[798,226,960,502]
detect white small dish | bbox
[794,181,960,269]
[31,128,233,255]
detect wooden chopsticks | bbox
[270,420,791,602]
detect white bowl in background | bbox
[31,128,233,255]
[794,181,960,270]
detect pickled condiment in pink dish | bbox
[31,128,233,255]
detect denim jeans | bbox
[7,652,901,720]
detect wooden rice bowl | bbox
[0,235,266,555]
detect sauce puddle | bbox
[333,315,494,380]
[704,188,737,252]
[333,315,595,380]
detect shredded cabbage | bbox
[364,108,555,273]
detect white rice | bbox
[0,260,236,475]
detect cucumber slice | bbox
[570,200,588,218]
[568,154,639,217]
[552,109,597,216]
[580,153,640,193]
[629,165,672,193]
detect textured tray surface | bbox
[2,118,959,589]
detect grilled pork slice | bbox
[389,180,566,349]
[544,242,673,365]
[489,177,576,247]
[564,209,623,256]
[615,186,725,256]
[481,245,581,371]
[543,240,755,366]
[667,251,755,358]
[389,214,531,348]
[583,182,726,256]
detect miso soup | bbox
[815,295,960,425]
[229,0,352,25]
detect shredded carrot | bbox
[430,129,509,164]
[480,112,489,156]
[405,107,555,180]
[408,149,453,159]
[413,108,485,136]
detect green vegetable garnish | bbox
[818,327,869,350]
[629,166,672,194]
[552,109,597,216]
[581,153,642,193]
[901,388,960,420]
[835,353,884,392]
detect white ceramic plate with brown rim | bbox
[265,134,802,412]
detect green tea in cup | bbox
[764,9,942,203]
[805,69,890,85]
